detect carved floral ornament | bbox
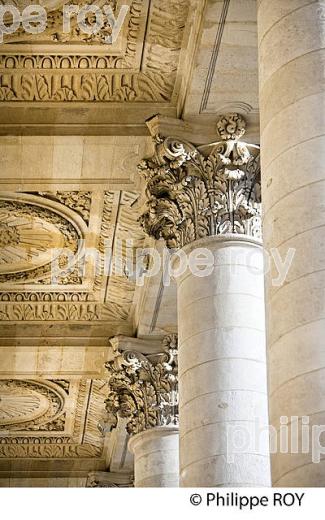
[139,113,262,249]
[104,334,178,436]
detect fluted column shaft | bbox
[175,236,270,486]
[258,0,325,486]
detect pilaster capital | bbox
[104,334,178,436]
[139,113,261,249]
[86,471,134,488]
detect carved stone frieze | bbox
[0,0,191,102]
[0,298,144,324]
[0,292,91,302]
[0,71,174,102]
[93,191,147,321]
[139,113,262,249]
[104,334,178,435]
[0,436,71,444]
[0,442,102,458]
[0,302,100,321]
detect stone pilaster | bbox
[139,114,271,487]
[104,334,179,487]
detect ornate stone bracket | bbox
[104,334,178,436]
[139,113,261,249]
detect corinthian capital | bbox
[104,335,178,436]
[139,113,261,249]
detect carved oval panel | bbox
[0,193,86,284]
[0,380,66,431]
[0,390,49,425]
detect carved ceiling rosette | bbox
[104,334,178,435]
[139,113,261,249]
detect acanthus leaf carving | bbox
[139,114,262,249]
[0,442,103,458]
[104,334,178,435]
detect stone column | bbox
[139,113,271,487]
[105,335,179,487]
[258,1,325,486]
[128,427,179,487]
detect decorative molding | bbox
[104,334,178,435]
[0,193,86,285]
[0,71,174,102]
[1,1,139,63]
[103,191,146,310]
[0,292,91,302]
[87,471,134,488]
[0,442,103,458]
[0,302,144,321]
[0,436,71,444]
[0,302,101,321]
[0,378,109,459]
[93,191,115,293]
[0,0,190,103]
[200,0,230,113]
[35,192,92,225]
[83,380,110,447]
[94,191,147,323]
[139,113,261,249]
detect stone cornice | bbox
[139,113,262,249]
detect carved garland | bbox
[139,113,261,249]
[36,191,92,225]
[104,334,178,435]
